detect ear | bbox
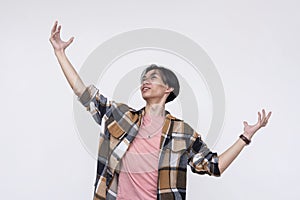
[165,86,174,94]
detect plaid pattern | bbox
[78,84,221,200]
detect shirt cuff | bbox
[77,84,98,107]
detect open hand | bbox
[243,109,272,140]
[49,21,74,52]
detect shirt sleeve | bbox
[77,84,111,126]
[187,133,221,177]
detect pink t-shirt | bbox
[116,113,165,200]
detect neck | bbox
[145,101,166,117]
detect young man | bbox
[49,21,272,200]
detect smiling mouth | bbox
[142,87,151,92]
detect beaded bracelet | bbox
[239,134,251,145]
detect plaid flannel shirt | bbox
[78,84,221,200]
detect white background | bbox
[1,0,299,199]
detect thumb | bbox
[243,121,248,126]
[66,36,74,46]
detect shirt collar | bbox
[133,106,175,121]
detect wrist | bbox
[54,49,65,56]
[243,131,254,140]
[239,133,251,145]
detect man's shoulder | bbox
[110,102,142,123]
[167,114,196,136]
[113,102,137,112]
[108,100,143,115]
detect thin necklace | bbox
[140,115,164,138]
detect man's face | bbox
[140,69,172,103]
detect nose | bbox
[140,79,151,91]
[141,77,151,85]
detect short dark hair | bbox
[140,64,180,103]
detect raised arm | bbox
[218,109,272,174]
[49,20,86,97]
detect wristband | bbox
[239,134,251,145]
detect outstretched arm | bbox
[218,109,272,174]
[49,20,86,97]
